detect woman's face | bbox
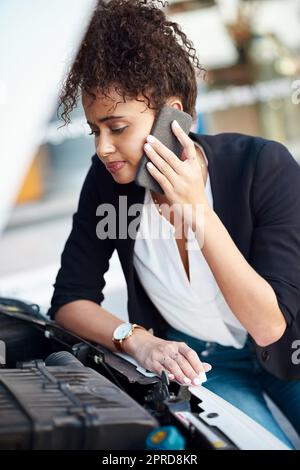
[82,87,181,184]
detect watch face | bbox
[114,322,132,340]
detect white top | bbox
[133,142,248,348]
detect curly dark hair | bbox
[58,0,206,126]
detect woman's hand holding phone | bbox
[144,120,210,231]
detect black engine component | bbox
[0,297,52,368]
[0,351,158,450]
[0,298,286,451]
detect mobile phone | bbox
[134,105,193,194]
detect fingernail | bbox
[173,120,180,128]
[199,372,207,383]
[144,143,152,151]
[147,134,156,143]
[168,373,175,380]
[183,376,191,384]
[203,363,212,372]
[193,377,203,386]
[147,162,154,170]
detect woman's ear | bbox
[165,97,183,111]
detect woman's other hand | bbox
[122,328,211,385]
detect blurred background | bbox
[1,0,300,321]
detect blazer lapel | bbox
[189,131,229,227]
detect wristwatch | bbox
[112,322,146,352]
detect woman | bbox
[48,0,300,447]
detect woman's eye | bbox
[111,126,127,134]
[88,126,127,136]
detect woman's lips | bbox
[106,161,126,173]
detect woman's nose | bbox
[96,135,116,156]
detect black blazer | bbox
[47,132,300,380]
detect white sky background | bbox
[170,0,300,71]
[0,0,97,235]
[170,5,238,69]
[252,0,300,50]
